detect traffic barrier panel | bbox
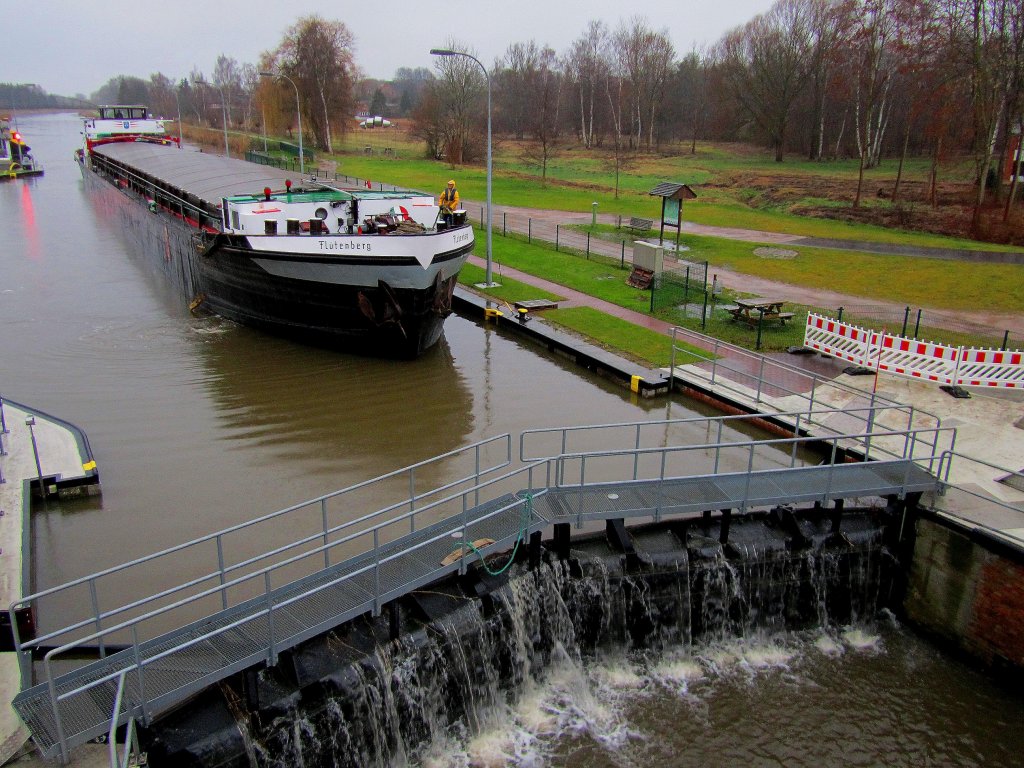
[872,334,959,384]
[955,348,1024,388]
[803,314,872,366]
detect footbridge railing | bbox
[10,411,953,764]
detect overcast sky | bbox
[11,1,777,97]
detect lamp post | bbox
[172,86,183,148]
[430,48,496,287]
[216,96,229,158]
[260,71,304,176]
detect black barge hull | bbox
[78,146,472,357]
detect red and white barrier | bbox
[803,314,873,364]
[956,348,1024,388]
[803,313,1024,389]
[872,334,960,384]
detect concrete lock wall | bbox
[904,515,1024,673]
[633,241,664,274]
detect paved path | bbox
[469,202,1024,338]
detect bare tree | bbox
[212,54,242,126]
[269,15,356,154]
[427,40,487,165]
[806,0,854,160]
[497,41,544,139]
[612,17,675,150]
[520,47,563,180]
[566,21,611,149]
[718,0,815,161]
[851,0,897,208]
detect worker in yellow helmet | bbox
[439,179,460,226]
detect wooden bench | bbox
[625,216,653,235]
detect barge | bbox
[77,106,473,357]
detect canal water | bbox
[3,113,1022,766]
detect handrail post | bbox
[45,661,68,765]
[864,404,876,461]
[131,625,148,725]
[265,572,277,666]
[577,457,585,527]
[657,448,668,521]
[90,579,106,659]
[714,420,724,474]
[217,535,228,610]
[791,414,801,466]
[633,424,641,481]
[322,499,330,569]
[373,529,381,611]
[825,438,838,502]
[669,328,677,392]
[409,467,417,533]
[742,442,755,512]
[108,671,128,768]
[755,357,765,404]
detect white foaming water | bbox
[651,654,706,696]
[843,627,883,652]
[814,632,846,656]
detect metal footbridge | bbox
[10,406,950,763]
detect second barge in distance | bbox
[76,106,474,357]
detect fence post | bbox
[755,310,765,350]
[913,309,922,338]
[503,212,506,236]
[480,206,484,227]
[556,224,559,252]
[587,231,591,258]
[837,306,844,322]
[1003,330,1010,350]
[528,219,532,243]
[701,290,709,330]
[620,241,625,267]
[901,306,910,336]
[650,275,656,313]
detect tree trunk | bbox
[854,151,866,209]
[1005,133,1022,223]
[892,123,911,203]
[929,138,941,209]
[319,87,333,155]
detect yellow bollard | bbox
[630,375,642,393]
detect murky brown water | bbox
[3,113,1022,767]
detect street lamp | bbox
[260,71,304,175]
[172,86,183,148]
[430,48,496,287]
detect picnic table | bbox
[727,297,795,326]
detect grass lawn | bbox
[322,133,1020,253]
[542,307,707,368]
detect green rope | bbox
[458,493,533,577]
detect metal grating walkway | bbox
[14,459,937,760]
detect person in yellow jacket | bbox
[439,179,460,225]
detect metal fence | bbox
[650,262,710,312]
